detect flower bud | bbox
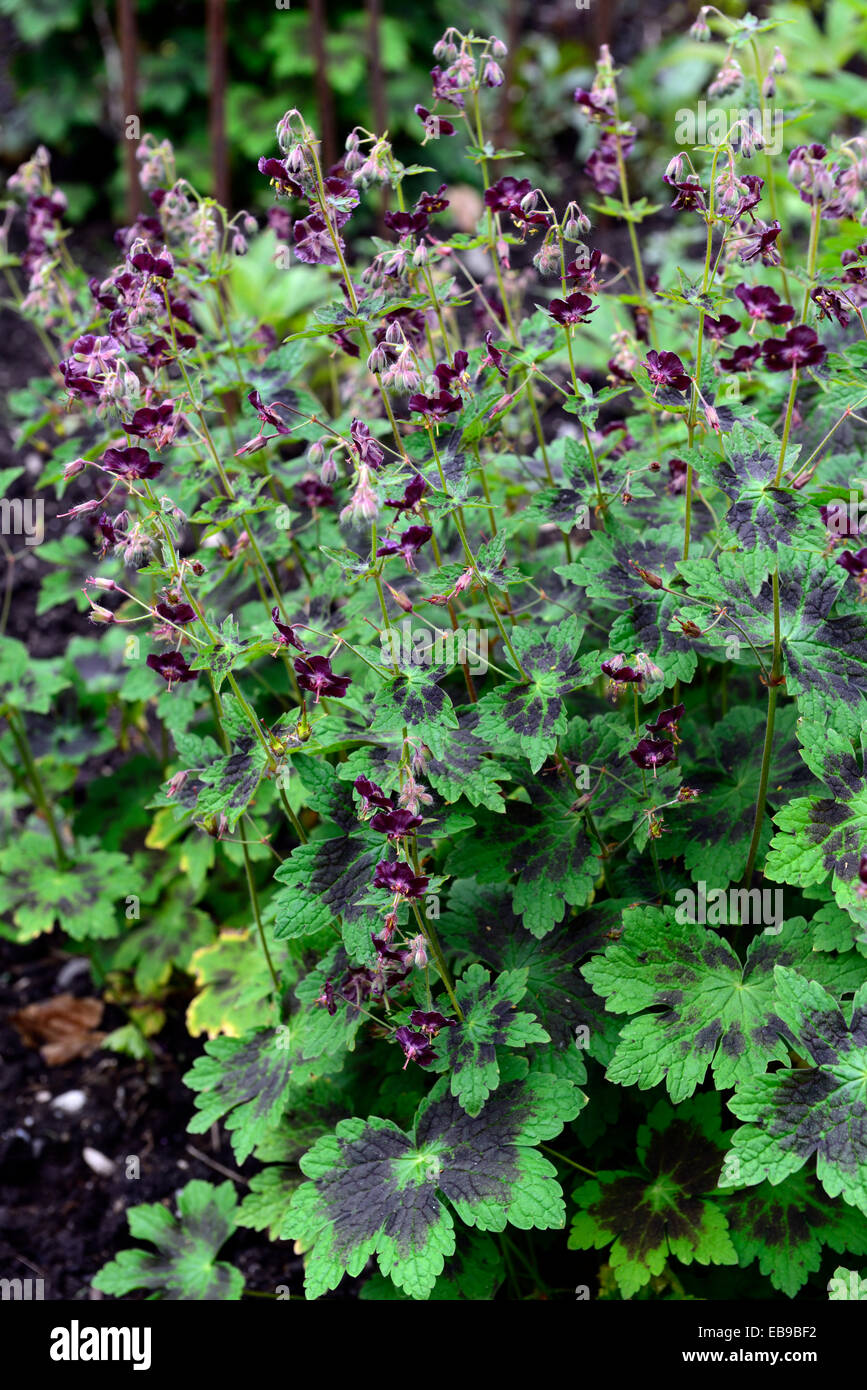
[63,457,88,480]
[88,604,114,624]
[490,36,507,58]
[483,61,504,87]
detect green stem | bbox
[742,567,780,889]
[6,710,68,866]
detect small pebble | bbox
[82,1147,115,1176]
[35,1090,51,1104]
[51,1089,86,1115]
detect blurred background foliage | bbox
[1,0,866,230]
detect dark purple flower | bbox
[293,654,352,702]
[484,176,532,216]
[668,178,707,213]
[735,174,765,218]
[719,343,762,372]
[385,474,428,518]
[430,65,466,108]
[837,547,867,579]
[821,502,859,538]
[812,287,850,327]
[297,477,335,509]
[97,513,118,546]
[271,607,306,651]
[564,251,603,298]
[734,283,794,324]
[584,142,621,196]
[102,446,163,480]
[409,1010,456,1037]
[478,331,508,380]
[394,1025,436,1069]
[384,209,429,239]
[293,214,341,266]
[257,156,303,198]
[369,807,424,838]
[121,402,175,442]
[155,601,196,625]
[601,654,643,683]
[547,292,597,326]
[738,220,782,266]
[415,184,449,217]
[314,978,336,1016]
[433,350,469,390]
[354,776,396,814]
[376,524,433,571]
[667,458,689,495]
[646,703,685,735]
[267,206,293,241]
[414,105,456,138]
[644,350,691,392]
[704,314,740,340]
[248,389,291,435]
[573,87,616,121]
[350,418,385,470]
[146,651,196,685]
[761,325,826,372]
[373,860,429,898]
[129,247,173,278]
[407,389,463,420]
[629,738,676,771]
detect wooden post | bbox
[117,0,141,222]
[309,0,336,170]
[206,0,230,208]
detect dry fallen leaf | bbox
[10,993,105,1065]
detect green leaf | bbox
[91,1181,243,1300]
[0,834,143,942]
[724,1170,867,1298]
[359,1231,503,1300]
[424,708,512,812]
[582,908,867,1102]
[184,1027,300,1163]
[189,616,273,693]
[436,965,549,1115]
[568,1099,737,1298]
[186,928,287,1037]
[0,635,70,713]
[765,722,867,933]
[474,615,586,772]
[721,969,867,1216]
[828,1266,867,1299]
[709,423,823,567]
[559,521,698,692]
[370,662,459,758]
[446,767,598,937]
[283,1073,581,1300]
[678,551,867,734]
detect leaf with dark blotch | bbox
[582,908,867,1102]
[424,708,513,812]
[92,1181,243,1300]
[185,1027,323,1163]
[724,1170,867,1297]
[765,722,867,932]
[282,1073,581,1299]
[442,880,614,1063]
[436,965,549,1114]
[710,424,824,568]
[370,663,459,759]
[446,768,598,937]
[677,551,867,735]
[273,829,382,951]
[474,615,586,772]
[721,969,867,1216]
[569,1103,737,1298]
[359,1231,503,1300]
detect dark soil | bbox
[0,933,308,1301]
